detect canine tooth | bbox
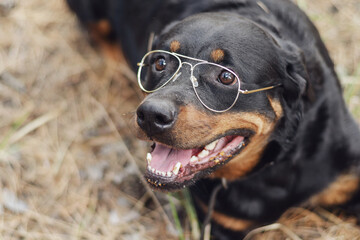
[148,165,151,171]
[190,156,199,163]
[198,150,210,158]
[172,162,182,175]
[167,171,172,177]
[146,153,152,163]
[205,140,219,151]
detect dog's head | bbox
[134,12,309,190]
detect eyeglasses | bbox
[137,50,281,113]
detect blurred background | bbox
[0,0,359,239]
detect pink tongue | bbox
[151,144,193,172]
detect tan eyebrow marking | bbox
[170,40,181,52]
[211,49,225,62]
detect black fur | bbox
[67,0,360,238]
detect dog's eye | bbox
[218,70,236,85]
[155,57,166,71]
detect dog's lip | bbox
[144,135,246,189]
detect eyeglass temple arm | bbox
[239,83,282,94]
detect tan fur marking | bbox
[173,106,277,180]
[170,40,181,52]
[89,19,111,36]
[209,98,282,179]
[211,49,225,63]
[308,174,360,207]
[197,198,254,231]
[89,20,125,61]
[268,97,283,120]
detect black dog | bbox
[67,0,360,238]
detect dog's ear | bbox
[279,41,310,107]
[283,62,307,106]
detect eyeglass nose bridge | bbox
[178,61,199,87]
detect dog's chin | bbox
[144,135,248,191]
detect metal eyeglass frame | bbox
[137,50,282,113]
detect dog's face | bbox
[135,12,306,190]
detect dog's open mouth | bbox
[145,135,246,190]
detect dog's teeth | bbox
[205,140,219,151]
[147,165,151,171]
[198,150,210,158]
[167,171,172,177]
[161,172,166,177]
[156,170,161,175]
[190,156,199,163]
[146,153,152,163]
[152,168,156,173]
[238,141,245,148]
[172,162,182,175]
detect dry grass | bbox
[0,0,359,239]
[0,0,175,239]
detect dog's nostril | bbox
[155,114,173,125]
[137,110,145,122]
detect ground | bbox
[0,0,359,239]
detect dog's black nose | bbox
[136,99,178,136]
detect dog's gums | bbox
[145,135,245,189]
